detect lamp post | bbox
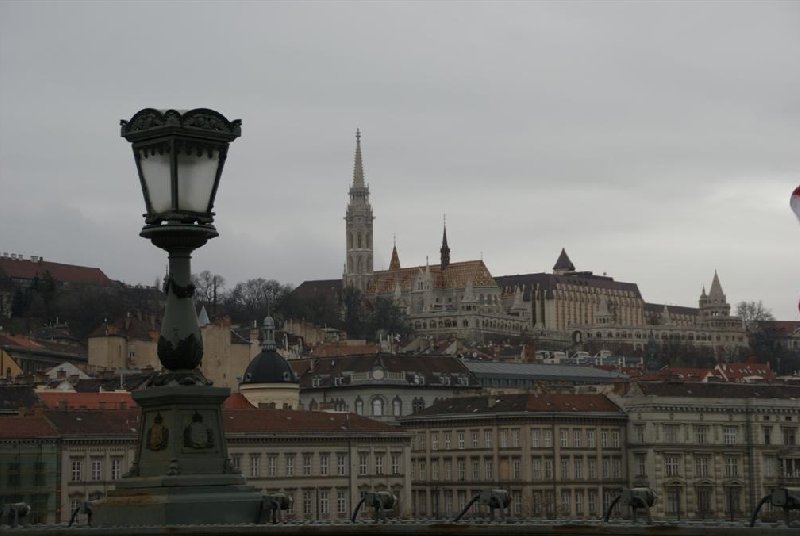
[93,108,262,526]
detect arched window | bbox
[392,397,402,417]
[355,397,364,415]
[372,397,384,417]
[357,232,362,248]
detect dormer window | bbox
[311,377,320,388]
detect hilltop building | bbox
[239,317,300,409]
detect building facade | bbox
[292,354,482,423]
[610,382,800,521]
[399,393,628,519]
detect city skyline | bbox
[1,1,798,319]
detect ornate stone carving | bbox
[145,412,169,451]
[157,333,203,371]
[184,412,214,449]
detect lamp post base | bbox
[93,383,262,526]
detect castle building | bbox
[239,317,300,410]
[496,250,747,354]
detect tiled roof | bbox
[292,354,479,389]
[291,279,342,300]
[0,385,39,414]
[756,321,800,335]
[370,260,497,294]
[0,414,59,438]
[644,303,699,316]
[0,256,112,286]
[223,393,256,409]
[310,341,381,357]
[88,317,158,341]
[36,391,135,410]
[44,409,140,436]
[636,382,800,399]
[638,367,712,382]
[716,362,775,381]
[73,374,152,393]
[495,272,641,300]
[406,393,622,418]
[0,334,88,359]
[223,409,404,434]
[465,360,627,381]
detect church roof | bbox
[369,260,497,294]
[389,244,400,271]
[708,270,725,300]
[644,303,699,316]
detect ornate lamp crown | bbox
[121,108,242,225]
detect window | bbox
[560,457,569,479]
[391,454,400,475]
[573,429,582,448]
[588,490,597,515]
[695,425,708,445]
[544,430,552,448]
[575,490,583,515]
[574,457,583,479]
[444,432,451,449]
[320,454,329,476]
[512,458,521,480]
[375,454,384,475]
[533,458,542,480]
[250,454,261,477]
[392,398,402,417]
[359,454,368,475]
[337,490,347,515]
[725,456,739,478]
[268,454,277,477]
[512,491,522,515]
[337,453,347,475]
[724,426,737,445]
[601,430,608,448]
[355,397,364,415]
[500,429,508,448]
[635,454,646,477]
[611,431,620,448]
[602,458,610,478]
[560,430,568,448]
[472,430,479,448]
[483,430,491,449]
[285,454,295,477]
[457,459,465,481]
[111,458,121,480]
[71,460,82,482]
[544,458,554,479]
[587,429,595,448]
[697,487,712,517]
[303,454,313,476]
[531,429,540,448]
[232,454,241,470]
[511,428,520,448]
[634,425,645,443]
[665,455,680,477]
[783,427,796,446]
[372,397,384,417]
[471,459,479,480]
[458,431,465,449]
[664,425,678,443]
[695,455,710,477]
[612,457,621,478]
[485,459,493,480]
[319,490,329,515]
[763,426,772,445]
[588,458,597,480]
[303,490,313,515]
[431,432,438,451]
[444,460,452,480]
[91,459,102,481]
[560,490,571,514]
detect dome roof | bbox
[240,316,297,385]
[240,348,298,385]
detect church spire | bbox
[440,215,450,270]
[389,234,400,271]
[352,128,365,188]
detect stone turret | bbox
[553,248,575,275]
[343,129,374,292]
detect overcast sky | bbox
[1,1,798,319]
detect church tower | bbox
[343,129,374,292]
[440,219,450,270]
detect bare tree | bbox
[192,271,226,315]
[736,300,775,331]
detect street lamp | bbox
[93,108,261,526]
[121,108,240,373]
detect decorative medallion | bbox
[146,412,169,451]
[184,412,214,449]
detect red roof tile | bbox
[0,257,112,286]
[0,414,59,438]
[223,393,256,409]
[223,408,403,434]
[44,409,140,436]
[370,260,497,294]
[36,391,135,410]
